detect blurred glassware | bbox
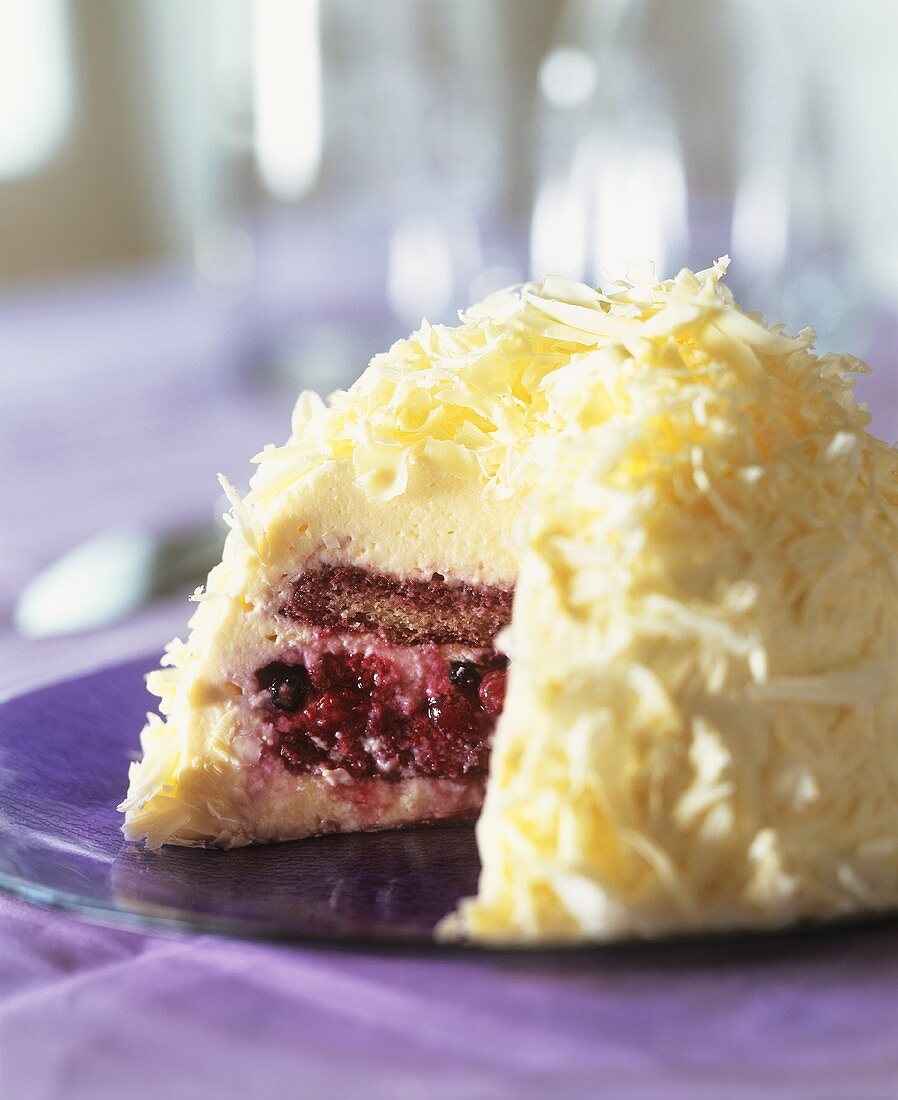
[196,0,556,400]
[531,0,706,285]
[531,0,898,376]
[731,0,898,363]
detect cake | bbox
[121,259,898,943]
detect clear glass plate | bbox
[0,656,482,946]
[4,655,897,957]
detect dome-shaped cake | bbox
[121,260,898,942]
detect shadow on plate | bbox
[110,823,480,943]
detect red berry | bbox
[426,693,476,735]
[256,643,503,781]
[478,669,507,716]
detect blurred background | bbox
[3,0,898,684]
[7,0,898,357]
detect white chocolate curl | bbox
[444,260,898,943]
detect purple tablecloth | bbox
[7,892,898,1099]
[3,268,898,1098]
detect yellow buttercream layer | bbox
[446,263,898,943]
[259,458,519,585]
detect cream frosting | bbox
[123,257,898,946]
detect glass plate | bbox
[4,656,898,956]
[0,656,482,945]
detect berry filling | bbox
[254,648,508,782]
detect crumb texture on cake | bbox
[444,260,898,944]
[279,566,513,645]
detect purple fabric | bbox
[3,267,898,1098]
[5,892,898,1098]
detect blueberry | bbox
[256,661,311,713]
[448,660,480,690]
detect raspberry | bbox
[427,693,478,735]
[478,669,507,716]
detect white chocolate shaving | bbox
[444,263,898,944]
